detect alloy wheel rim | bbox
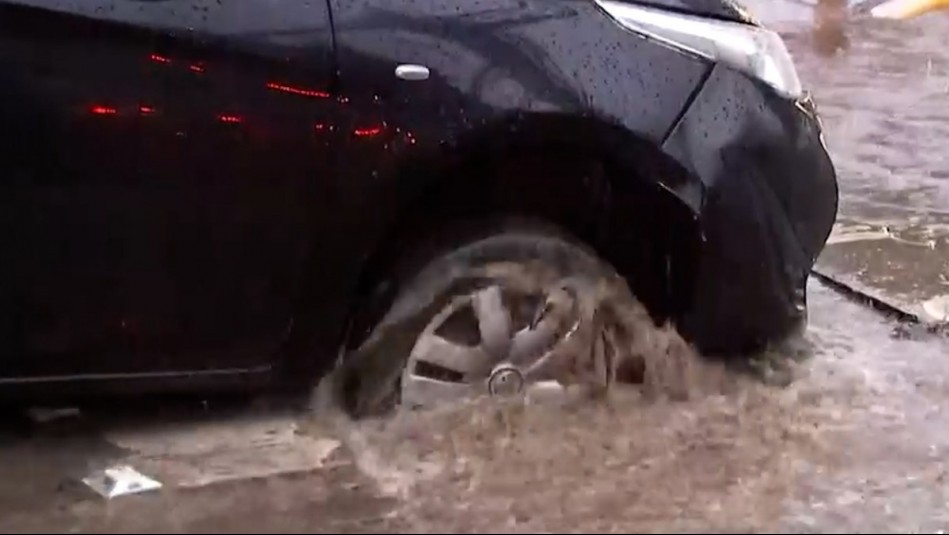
[400,282,592,409]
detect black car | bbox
[0,0,838,415]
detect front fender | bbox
[280,0,716,378]
[327,0,714,240]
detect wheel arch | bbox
[339,113,706,356]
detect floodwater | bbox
[3,4,949,534]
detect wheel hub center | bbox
[487,363,525,397]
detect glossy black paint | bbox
[0,0,336,382]
[0,0,837,399]
[663,66,839,353]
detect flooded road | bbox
[3,4,949,533]
[777,7,949,530]
[2,281,948,533]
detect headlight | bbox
[594,0,803,99]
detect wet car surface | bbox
[0,0,836,409]
[3,1,949,534]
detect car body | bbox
[0,0,838,402]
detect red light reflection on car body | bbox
[354,125,384,137]
[266,82,330,99]
[90,105,117,115]
[218,114,243,124]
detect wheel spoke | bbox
[401,376,476,407]
[521,348,564,382]
[509,290,575,365]
[412,334,491,376]
[509,325,558,365]
[472,286,512,359]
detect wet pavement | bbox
[4,5,949,534]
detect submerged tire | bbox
[333,222,652,418]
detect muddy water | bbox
[775,282,949,532]
[302,280,943,533]
[777,9,949,530]
[2,279,945,533]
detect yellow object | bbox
[871,0,949,19]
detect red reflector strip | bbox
[354,126,383,137]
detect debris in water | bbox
[922,294,949,323]
[82,465,162,499]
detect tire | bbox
[332,220,648,419]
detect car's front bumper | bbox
[662,64,839,355]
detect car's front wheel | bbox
[333,222,652,418]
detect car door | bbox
[0,0,337,380]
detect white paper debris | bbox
[922,294,949,323]
[82,465,162,499]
